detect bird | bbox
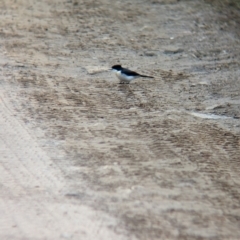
[111,65,153,84]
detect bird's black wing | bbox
[121,68,141,76]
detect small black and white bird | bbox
[111,65,153,84]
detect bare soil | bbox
[0,0,240,239]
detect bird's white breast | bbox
[115,71,135,82]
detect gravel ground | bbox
[0,0,240,239]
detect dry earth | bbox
[0,0,240,239]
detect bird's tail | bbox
[140,74,154,78]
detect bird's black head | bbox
[111,65,122,71]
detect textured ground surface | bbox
[0,0,240,239]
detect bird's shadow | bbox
[117,83,136,97]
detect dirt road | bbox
[0,0,240,239]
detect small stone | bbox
[163,48,184,55]
[144,51,157,57]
